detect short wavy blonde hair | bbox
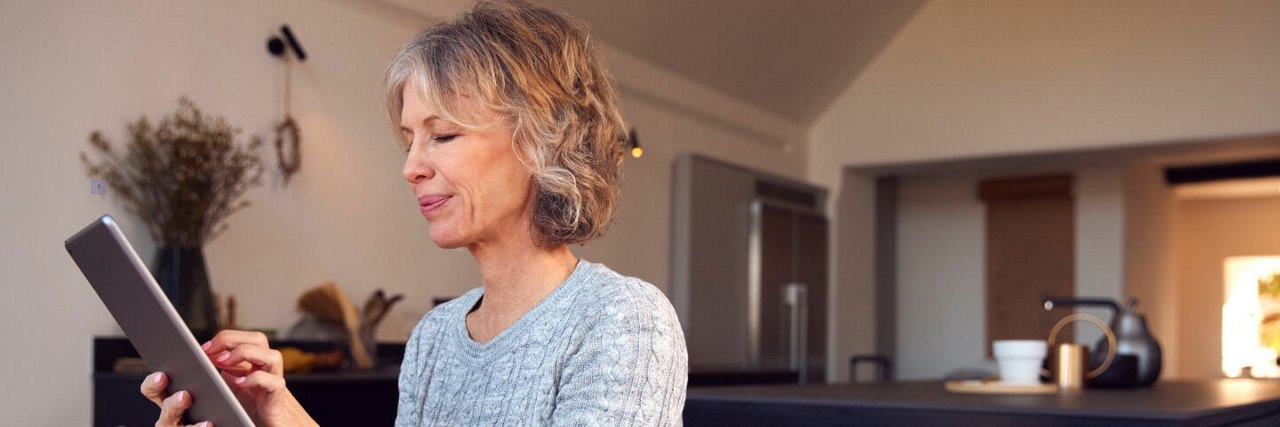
[385,0,627,246]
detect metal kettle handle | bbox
[1046,313,1117,379]
[1043,297,1120,322]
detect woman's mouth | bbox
[418,195,452,218]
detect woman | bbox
[141,1,688,425]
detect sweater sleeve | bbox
[395,311,435,427]
[550,280,689,426]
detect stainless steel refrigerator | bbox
[671,154,828,383]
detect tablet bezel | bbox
[67,215,254,427]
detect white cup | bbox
[993,340,1047,385]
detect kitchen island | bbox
[684,379,1280,426]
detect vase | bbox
[153,247,220,340]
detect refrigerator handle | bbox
[785,283,809,384]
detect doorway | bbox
[1171,178,1280,379]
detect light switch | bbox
[90,179,106,195]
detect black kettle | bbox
[1043,297,1163,387]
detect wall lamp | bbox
[267,24,307,61]
[627,128,643,159]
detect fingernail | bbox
[235,376,247,385]
[216,352,230,362]
[175,390,187,402]
[201,341,211,351]
[197,422,211,427]
[152,373,162,384]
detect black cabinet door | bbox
[756,202,828,384]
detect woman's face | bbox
[399,81,534,249]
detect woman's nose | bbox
[402,141,434,183]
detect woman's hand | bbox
[203,330,317,426]
[139,330,318,427]
[140,371,209,427]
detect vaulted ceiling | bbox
[383,0,927,125]
[550,0,927,125]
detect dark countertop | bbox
[686,379,1280,426]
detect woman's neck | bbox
[465,237,577,342]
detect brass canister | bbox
[1053,343,1087,390]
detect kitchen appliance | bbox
[1043,296,1163,387]
[749,199,828,383]
[671,154,829,384]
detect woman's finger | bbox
[213,345,284,376]
[140,371,168,406]
[202,330,270,355]
[157,390,191,426]
[212,361,256,377]
[231,370,287,394]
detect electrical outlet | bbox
[90,179,106,195]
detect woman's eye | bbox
[399,132,413,153]
[432,134,459,143]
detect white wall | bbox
[831,171,877,382]
[0,1,806,424]
[894,174,987,379]
[1074,165,1128,346]
[1123,160,1181,378]
[892,166,1126,380]
[810,0,1280,191]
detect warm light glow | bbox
[630,146,643,159]
[1223,257,1280,378]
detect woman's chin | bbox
[432,240,468,249]
[428,228,468,249]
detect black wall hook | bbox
[267,24,307,61]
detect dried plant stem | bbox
[82,97,264,247]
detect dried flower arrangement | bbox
[82,97,264,247]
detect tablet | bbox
[66,215,254,427]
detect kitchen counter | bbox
[685,379,1280,426]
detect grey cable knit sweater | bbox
[395,260,688,426]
